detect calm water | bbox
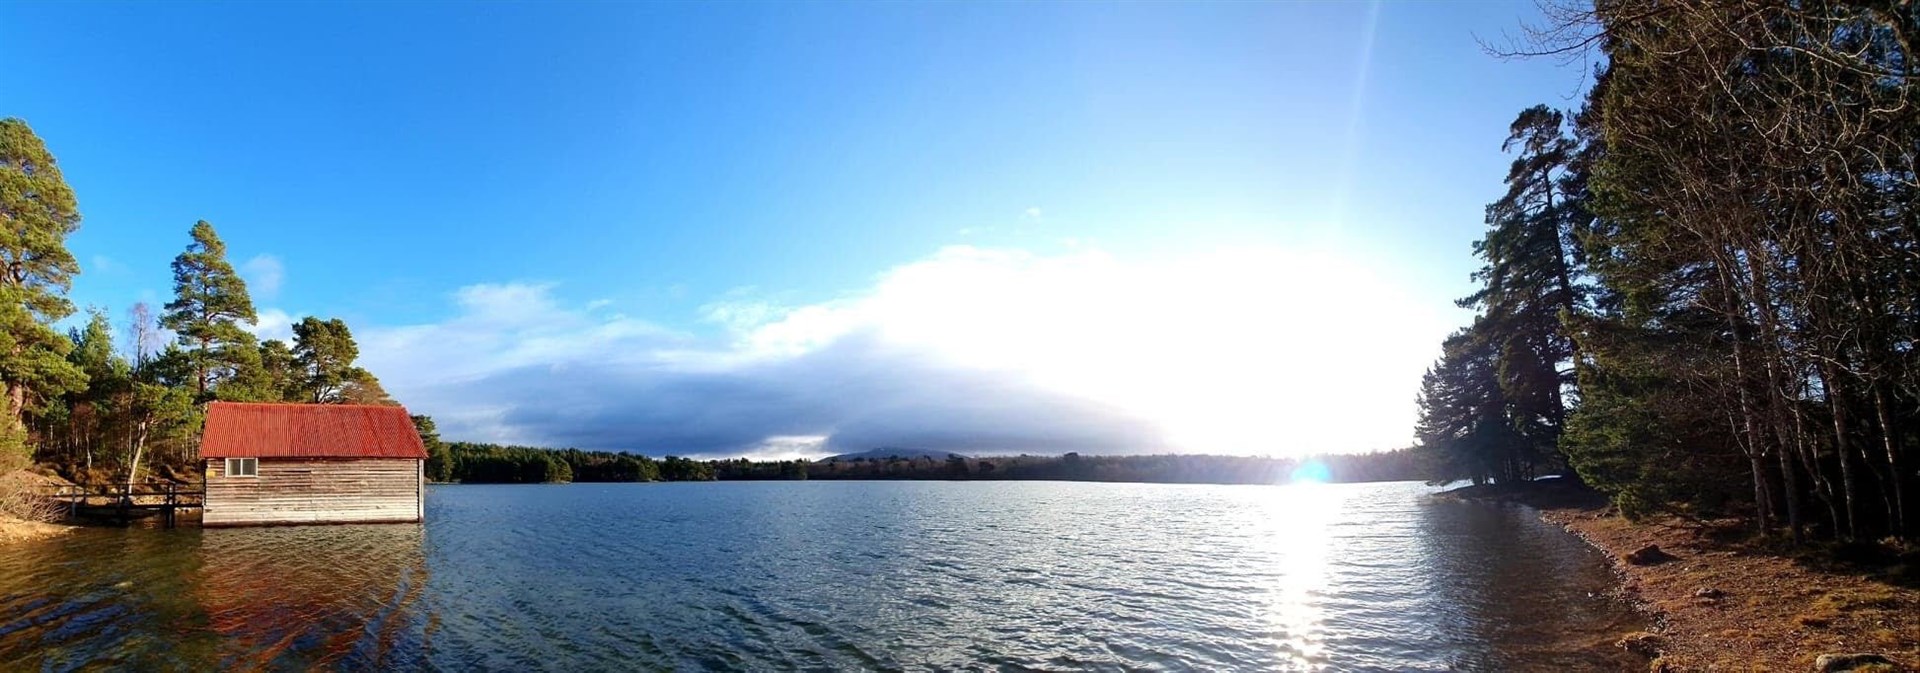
[0,481,1643,671]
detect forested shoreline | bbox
[434,440,1422,486]
[1416,1,1920,543]
[0,118,431,509]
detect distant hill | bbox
[818,447,970,462]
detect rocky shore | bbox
[1445,479,1919,671]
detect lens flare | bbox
[1289,461,1331,484]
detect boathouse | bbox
[200,402,427,527]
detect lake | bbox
[0,481,1644,671]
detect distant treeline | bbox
[434,442,1422,485]
[748,450,1422,484]
[443,442,716,484]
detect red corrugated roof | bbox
[201,402,428,459]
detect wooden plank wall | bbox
[204,458,423,526]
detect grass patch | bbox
[1793,585,1905,630]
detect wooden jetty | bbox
[51,482,204,528]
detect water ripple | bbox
[0,481,1644,671]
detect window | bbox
[225,457,258,478]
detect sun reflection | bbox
[1261,483,1348,670]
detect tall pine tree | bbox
[290,316,397,405]
[1458,105,1588,469]
[0,119,88,459]
[255,339,300,402]
[1417,106,1590,485]
[161,221,259,401]
[292,317,361,403]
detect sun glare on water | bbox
[1259,482,1349,669]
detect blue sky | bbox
[2,2,1588,457]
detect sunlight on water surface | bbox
[1264,483,1345,669]
[0,481,1644,671]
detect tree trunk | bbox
[126,419,149,495]
[196,334,211,398]
[1873,385,1907,536]
[6,382,25,435]
[1742,246,1803,542]
[1750,452,1773,533]
[1822,364,1858,539]
[1723,270,1774,534]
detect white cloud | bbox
[361,245,1453,457]
[716,245,1449,454]
[737,435,831,461]
[241,254,285,300]
[362,282,679,388]
[698,295,780,333]
[453,282,563,327]
[248,308,299,342]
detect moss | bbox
[1793,585,1906,632]
[1816,586,1902,612]
[1795,614,1833,628]
[1866,628,1904,649]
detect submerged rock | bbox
[1626,544,1676,565]
[1814,653,1898,672]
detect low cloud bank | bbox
[358,245,1450,458]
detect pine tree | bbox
[255,339,299,402]
[414,414,454,482]
[1417,106,1591,486]
[212,335,274,402]
[161,221,258,400]
[339,371,397,406]
[291,317,360,402]
[1415,320,1535,485]
[288,316,397,405]
[1456,105,1588,472]
[56,310,129,471]
[0,118,89,451]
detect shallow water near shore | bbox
[0,480,1643,671]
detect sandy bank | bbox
[0,516,73,544]
[1446,480,1920,671]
